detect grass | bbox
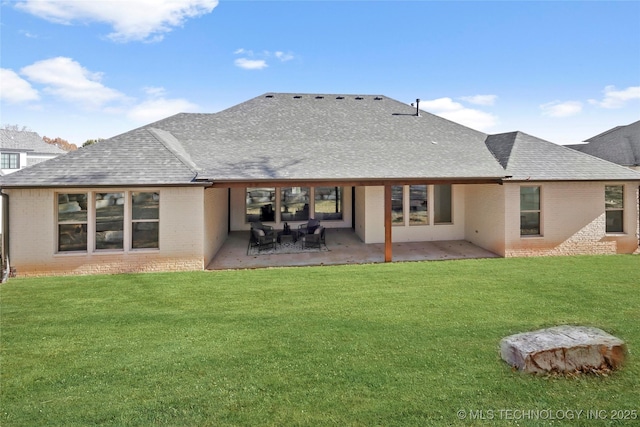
[1,256,639,426]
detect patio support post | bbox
[384,184,392,262]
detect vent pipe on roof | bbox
[411,99,421,117]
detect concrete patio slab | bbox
[207,228,499,270]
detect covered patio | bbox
[206,228,499,270]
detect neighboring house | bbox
[0,130,67,261]
[567,120,640,171]
[1,93,639,277]
[0,129,67,175]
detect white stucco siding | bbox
[203,187,229,266]
[6,187,206,277]
[465,184,506,256]
[504,181,639,257]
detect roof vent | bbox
[315,96,324,99]
[355,96,363,100]
[265,95,274,98]
[410,98,421,117]
[293,95,302,99]
[374,97,383,100]
[336,96,344,100]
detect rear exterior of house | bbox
[1,93,639,277]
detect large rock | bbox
[500,326,626,374]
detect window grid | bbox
[1,153,20,169]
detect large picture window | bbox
[281,187,310,222]
[57,193,88,252]
[520,186,541,236]
[605,185,624,233]
[314,187,343,221]
[409,185,428,225]
[132,192,159,249]
[246,187,276,222]
[95,192,124,250]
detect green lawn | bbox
[1,256,639,426]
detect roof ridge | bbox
[146,128,200,175]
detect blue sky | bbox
[1,0,639,146]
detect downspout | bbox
[1,190,10,283]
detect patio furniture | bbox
[302,226,325,250]
[251,221,275,237]
[251,228,277,252]
[277,230,298,245]
[297,218,320,236]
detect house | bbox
[0,93,639,277]
[0,130,68,257]
[567,120,640,171]
[0,129,67,175]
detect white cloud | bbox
[540,100,583,118]
[15,0,218,43]
[275,51,294,62]
[588,85,640,109]
[127,96,198,123]
[0,68,40,103]
[233,48,294,69]
[20,57,127,109]
[418,97,498,131]
[459,94,497,106]
[234,58,268,70]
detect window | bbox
[605,185,624,233]
[57,193,88,252]
[434,185,452,224]
[1,153,19,169]
[95,192,124,250]
[520,186,541,236]
[409,185,428,225]
[246,187,276,222]
[391,186,404,225]
[281,187,310,222]
[314,187,343,221]
[132,192,159,249]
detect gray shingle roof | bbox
[0,129,67,154]
[148,93,506,181]
[485,131,640,181]
[2,93,639,188]
[568,120,640,167]
[0,127,198,186]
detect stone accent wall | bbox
[504,181,639,257]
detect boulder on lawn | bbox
[500,325,626,374]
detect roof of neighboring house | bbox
[567,120,640,167]
[0,129,67,155]
[484,131,640,181]
[1,93,639,188]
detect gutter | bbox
[1,190,9,283]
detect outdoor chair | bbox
[302,226,325,250]
[297,218,320,236]
[251,228,277,251]
[251,221,275,237]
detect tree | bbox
[82,138,105,148]
[43,136,78,152]
[1,124,32,132]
